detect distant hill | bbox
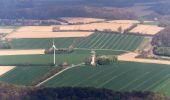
[0,82,169,100]
[0,0,160,19]
[0,5,136,19]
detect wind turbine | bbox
[52,39,57,65]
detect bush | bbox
[97,55,118,65]
[0,40,11,49]
[153,47,170,56]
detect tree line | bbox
[0,82,169,100]
[152,26,170,56]
[0,0,138,20]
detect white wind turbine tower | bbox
[52,39,57,65]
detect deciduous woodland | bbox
[152,26,170,56]
[0,83,168,100]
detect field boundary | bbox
[75,48,131,53]
[35,63,84,87]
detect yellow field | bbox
[5,20,164,39]
[118,53,170,65]
[62,17,105,24]
[0,29,14,33]
[107,20,140,24]
[16,26,53,32]
[57,22,133,32]
[0,66,15,76]
[130,24,164,35]
[6,26,93,38]
[0,49,44,55]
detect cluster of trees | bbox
[0,82,169,100]
[85,55,118,66]
[97,55,118,65]
[124,24,138,33]
[0,19,61,26]
[153,47,170,57]
[32,66,63,86]
[44,45,74,54]
[152,26,170,56]
[0,39,11,49]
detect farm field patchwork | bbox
[0,66,53,85]
[10,33,144,51]
[43,61,170,96]
[0,50,125,65]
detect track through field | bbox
[42,61,170,96]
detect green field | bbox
[76,33,144,51]
[43,61,170,96]
[0,66,53,85]
[0,50,124,65]
[0,26,20,29]
[11,32,144,51]
[11,38,76,49]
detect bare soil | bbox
[118,52,170,65]
[0,66,15,76]
[5,26,93,39]
[0,49,44,55]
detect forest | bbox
[0,0,159,19]
[0,82,168,100]
[152,26,170,56]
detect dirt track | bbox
[0,49,44,55]
[0,66,15,76]
[118,53,170,65]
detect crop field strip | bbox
[0,66,53,85]
[11,38,76,49]
[76,33,144,51]
[10,32,144,51]
[43,61,170,96]
[0,50,124,65]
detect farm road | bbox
[36,63,85,87]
